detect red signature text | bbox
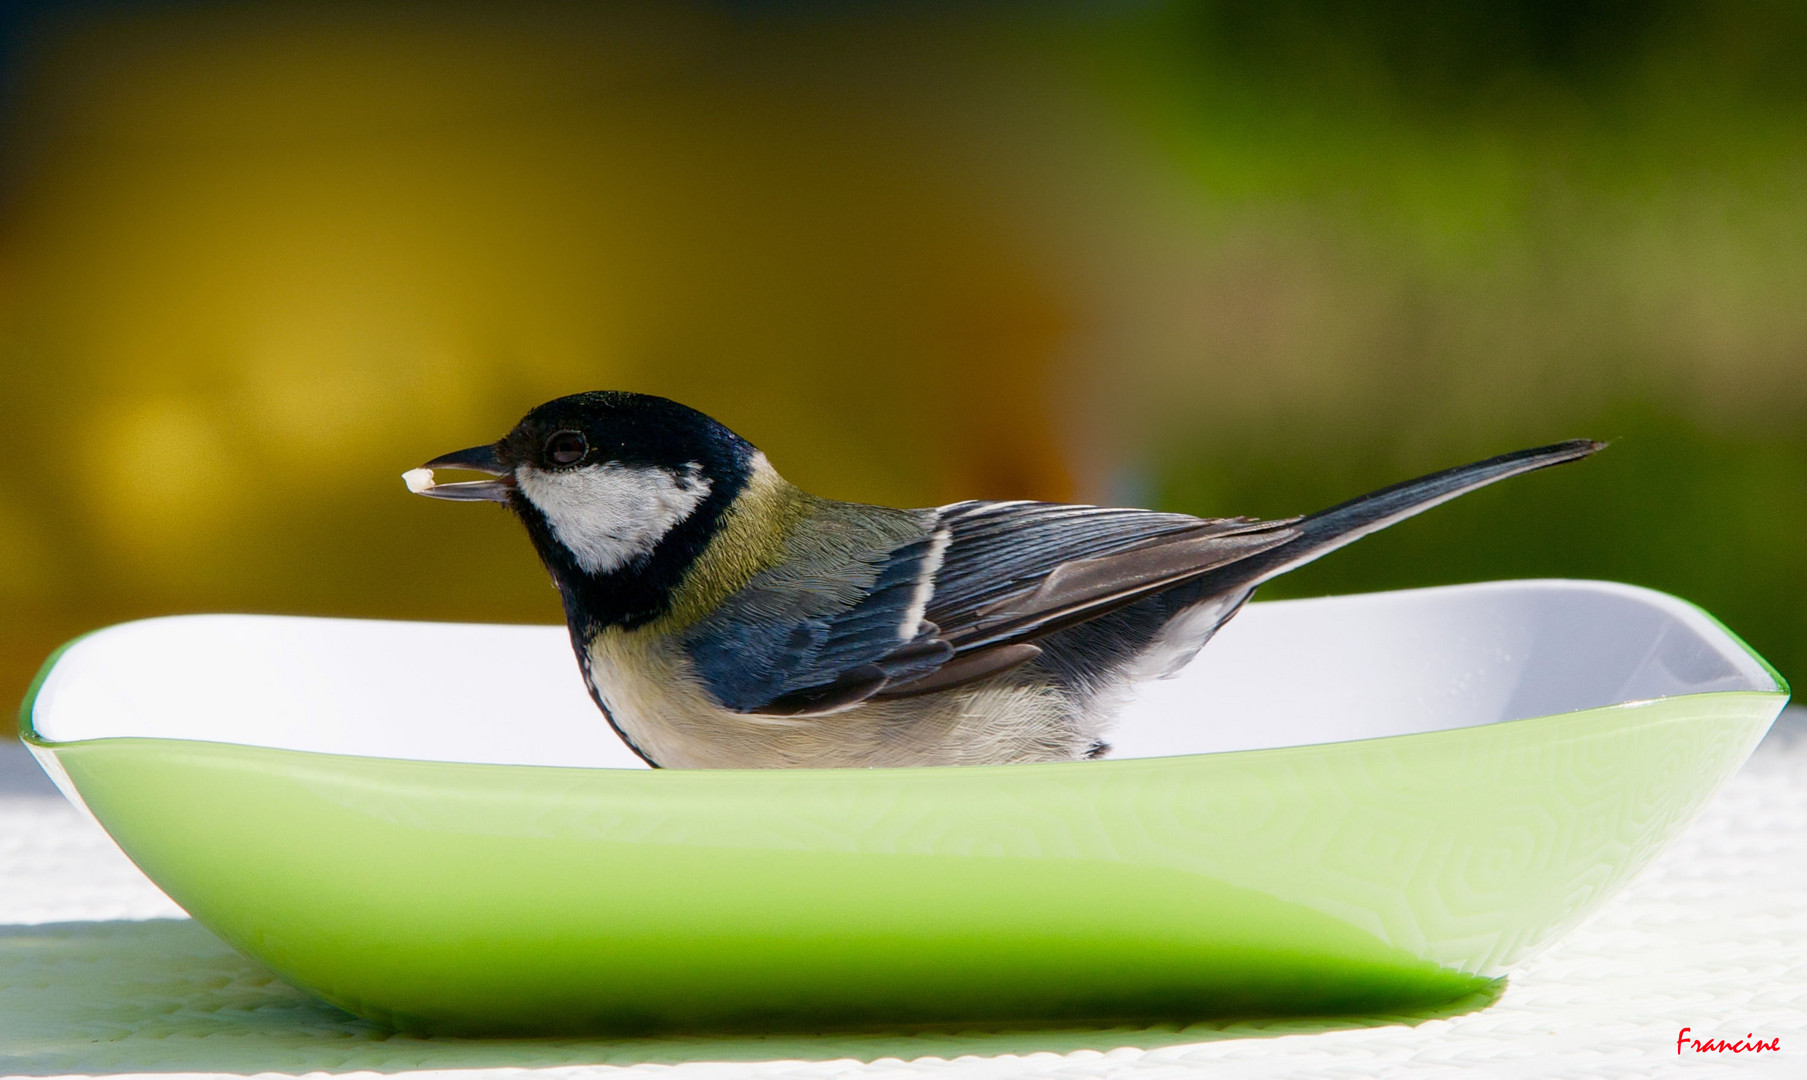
[1677,1028,1781,1054]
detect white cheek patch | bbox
[516,462,712,575]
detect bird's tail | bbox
[1197,438,1605,595]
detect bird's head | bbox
[406,390,756,627]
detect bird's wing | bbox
[682,499,1298,716]
[874,501,1300,697]
[679,510,958,716]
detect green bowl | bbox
[18,580,1786,1035]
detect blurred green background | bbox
[3,1,1804,734]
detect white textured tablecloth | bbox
[4,712,1803,1080]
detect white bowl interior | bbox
[26,580,1779,768]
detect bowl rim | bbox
[18,578,1789,776]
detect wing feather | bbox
[681,511,951,716]
[682,499,1276,715]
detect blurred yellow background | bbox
[4,2,1805,731]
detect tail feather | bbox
[1200,438,1605,594]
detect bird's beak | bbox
[403,443,514,502]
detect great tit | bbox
[405,391,1600,769]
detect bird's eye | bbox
[546,431,587,466]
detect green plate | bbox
[19,580,1786,1035]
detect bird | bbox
[405,391,1600,769]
